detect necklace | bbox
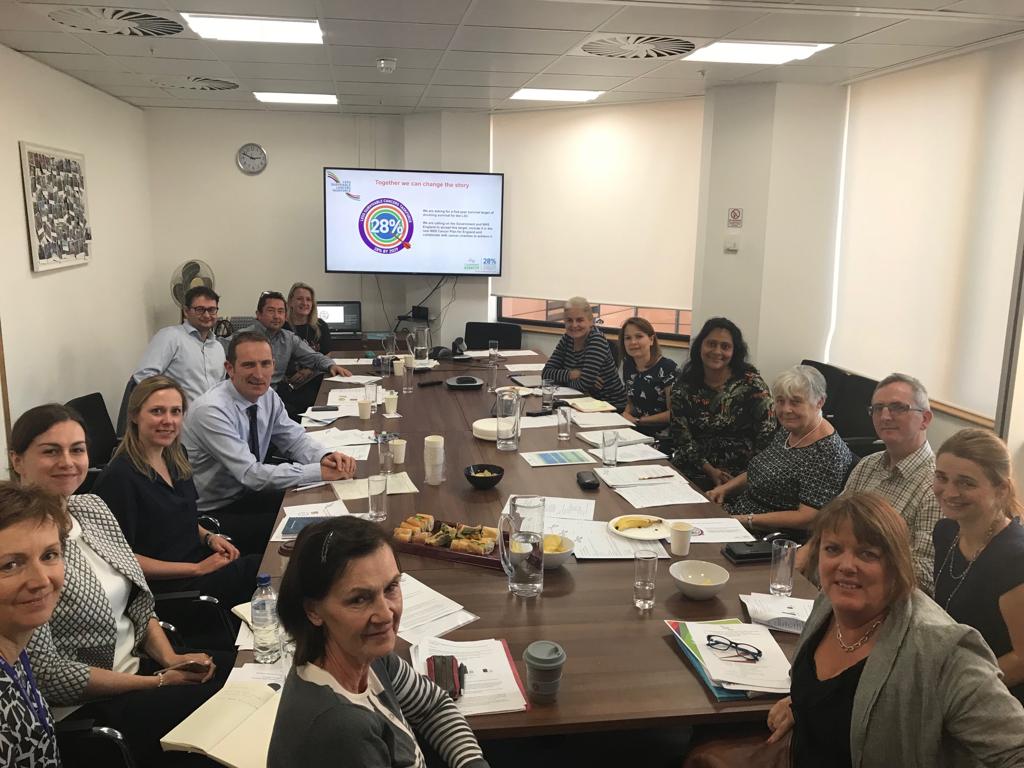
[785,415,823,450]
[937,516,1002,609]
[835,615,886,653]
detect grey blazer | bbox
[27,495,156,705]
[797,590,1024,768]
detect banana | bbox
[614,516,661,531]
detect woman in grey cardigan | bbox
[766,491,1024,767]
[269,516,489,768]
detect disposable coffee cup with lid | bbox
[522,640,567,704]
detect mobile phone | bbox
[158,659,210,674]
[310,405,337,412]
[418,380,443,388]
[576,470,600,490]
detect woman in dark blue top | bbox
[619,317,677,436]
[94,375,259,607]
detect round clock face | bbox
[236,142,267,174]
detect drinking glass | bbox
[634,550,658,609]
[770,539,798,597]
[488,339,500,365]
[403,366,414,395]
[602,430,619,467]
[541,380,556,412]
[378,437,394,475]
[498,496,545,598]
[556,406,572,441]
[366,382,379,415]
[367,475,387,522]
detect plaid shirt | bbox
[844,442,940,595]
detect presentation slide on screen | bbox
[324,168,503,275]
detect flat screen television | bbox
[323,167,503,277]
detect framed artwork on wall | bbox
[19,141,93,272]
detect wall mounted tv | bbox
[323,167,503,277]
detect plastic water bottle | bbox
[251,574,282,664]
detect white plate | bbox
[607,515,670,540]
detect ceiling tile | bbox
[263,103,339,112]
[431,69,532,87]
[650,59,767,80]
[334,80,425,96]
[235,77,334,91]
[24,50,120,69]
[449,26,587,55]
[425,84,516,98]
[321,19,456,49]
[420,96,502,108]
[807,42,946,67]
[941,0,1024,14]
[852,18,1024,46]
[738,63,873,84]
[328,45,443,69]
[337,93,420,106]
[464,0,618,31]
[0,29,96,53]
[601,6,769,38]
[546,55,679,77]
[597,90,695,104]
[65,68,158,87]
[22,0,173,10]
[149,85,255,100]
[0,2,63,32]
[339,104,412,114]
[440,50,557,72]
[331,64,435,84]
[612,76,707,95]
[75,35,216,59]
[205,41,329,65]
[225,61,332,79]
[129,97,257,109]
[319,0,470,24]
[725,12,903,43]
[104,84,174,98]
[802,0,948,8]
[115,55,235,76]
[523,73,632,89]
[166,0,319,15]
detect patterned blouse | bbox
[669,367,776,484]
[0,654,59,767]
[623,356,677,425]
[731,430,857,517]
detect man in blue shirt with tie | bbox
[183,331,357,554]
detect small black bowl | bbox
[464,464,504,490]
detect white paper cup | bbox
[391,439,407,464]
[384,392,399,415]
[357,400,371,420]
[393,359,405,377]
[670,522,693,557]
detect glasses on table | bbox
[866,403,927,417]
[705,634,762,662]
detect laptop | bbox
[317,301,362,337]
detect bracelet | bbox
[204,532,215,548]
[156,671,166,688]
[747,513,755,529]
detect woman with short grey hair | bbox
[708,364,856,533]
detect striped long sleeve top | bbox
[268,654,489,768]
[542,327,627,410]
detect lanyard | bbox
[0,651,52,737]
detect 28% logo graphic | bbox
[358,198,414,254]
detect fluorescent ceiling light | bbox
[180,13,323,44]
[254,92,337,105]
[684,41,832,65]
[510,88,603,102]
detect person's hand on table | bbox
[568,369,583,381]
[155,652,216,687]
[329,365,352,377]
[766,696,794,743]
[706,484,729,504]
[321,451,357,480]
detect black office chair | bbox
[155,590,237,651]
[464,321,522,351]
[115,378,137,440]
[65,392,118,494]
[56,720,136,768]
[800,360,882,458]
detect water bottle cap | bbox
[257,573,271,586]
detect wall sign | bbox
[727,207,743,229]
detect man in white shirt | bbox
[182,331,357,555]
[132,286,225,405]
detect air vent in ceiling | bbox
[151,76,239,91]
[577,34,695,59]
[48,7,183,36]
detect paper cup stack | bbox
[424,435,445,485]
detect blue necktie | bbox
[247,404,260,459]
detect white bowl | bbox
[542,535,574,569]
[669,560,730,600]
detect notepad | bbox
[568,396,616,413]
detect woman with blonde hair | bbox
[284,282,329,353]
[933,428,1024,703]
[94,375,259,607]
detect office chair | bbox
[155,590,237,651]
[115,377,137,440]
[65,392,118,494]
[56,720,136,768]
[464,321,522,351]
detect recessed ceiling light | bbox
[684,41,832,65]
[254,92,337,105]
[510,88,604,102]
[180,13,323,44]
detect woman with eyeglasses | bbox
[93,375,260,608]
[932,429,1024,704]
[755,492,1024,767]
[268,516,489,768]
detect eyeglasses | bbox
[866,403,926,417]
[188,306,219,315]
[706,634,762,662]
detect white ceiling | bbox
[1,0,1022,114]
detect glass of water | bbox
[366,382,379,415]
[498,495,545,598]
[367,475,387,522]
[488,339,499,365]
[770,539,798,597]
[378,436,394,475]
[602,430,619,467]
[556,406,572,441]
[634,549,658,609]
[541,380,556,413]
[403,366,414,395]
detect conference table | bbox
[253,352,815,740]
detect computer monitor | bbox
[317,301,362,336]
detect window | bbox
[497,296,692,340]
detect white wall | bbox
[0,45,155,452]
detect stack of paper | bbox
[306,428,377,451]
[577,428,655,447]
[410,637,528,716]
[594,465,684,488]
[328,386,385,405]
[585,444,667,464]
[501,495,596,521]
[398,574,478,644]
[740,593,815,635]
[412,358,439,369]
[505,363,546,372]
[333,357,369,366]
[677,621,791,696]
[464,349,537,358]
[568,397,616,413]
[669,518,755,543]
[570,411,633,429]
[593,466,707,509]
[330,472,419,501]
[325,373,383,384]
[299,404,359,423]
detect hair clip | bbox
[320,530,335,564]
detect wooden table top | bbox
[255,353,814,738]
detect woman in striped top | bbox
[541,297,627,410]
[268,517,489,768]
